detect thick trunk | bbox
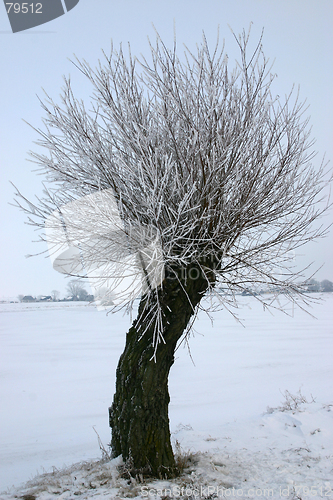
[109,265,209,477]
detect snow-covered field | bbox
[0,294,332,499]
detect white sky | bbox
[0,0,332,299]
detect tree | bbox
[78,288,88,301]
[307,278,321,293]
[13,29,331,477]
[321,279,333,292]
[51,289,60,301]
[66,280,87,301]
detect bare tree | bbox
[78,288,88,301]
[51,289,60,301]
[14,28,331,477]
[66,280,86,301]
[306,278,320,293]
[321,279,333,292]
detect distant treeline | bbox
[239,278,333,296]
[18,294,94,303]
[17,278,332,304]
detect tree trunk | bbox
[109,264,210,478]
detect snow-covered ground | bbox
[0,294,332,499]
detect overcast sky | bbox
[0,0,332,299]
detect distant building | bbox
[22,295,36,302]
[40,296,52,301]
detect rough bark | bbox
[109,264,210,477]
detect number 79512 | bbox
[6,3,42,14]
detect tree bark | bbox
[109,264,210,477]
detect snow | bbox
[0,294,332,499]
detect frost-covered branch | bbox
[13,28,332,350]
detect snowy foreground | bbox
[0,294,332,499]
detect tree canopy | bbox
[15,29,331,350]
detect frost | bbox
[13,28,332,350]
